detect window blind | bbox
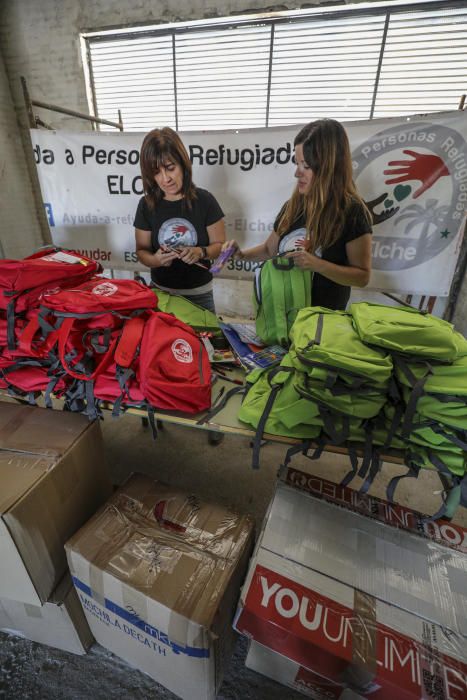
[86,2,467,131]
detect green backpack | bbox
[350,302,467,362]
[289,307,393,390]
[238,353,364,468]
[238,357,323,441]
[154,289,221,335]
[395,355,467,433]
[254,257,312,347]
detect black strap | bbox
[324,370,338,390]
[6,298,16,350]
[5,386,38,405]
[320,407,349,445]
[382,402,404,450]
[63,349,95,378]
[252,384,282,470]
[196,385,246,425]
[64,381,87,413]
[146,406,158,440]
[281,437,326,472]
[429,424,467,451]
[393,356,430,387]
[266,364,294,387]
[401,375,429,438]
[83,327,112,354]
[38,307,63,335]
[2,357,47,374]
[110,366,139,417]
[428,392,467,405]
[340,447,360,488]
[44,376,60,408]
[356,421,374,483]
[302,312,324,351]
[84,380,99,420]
[388,375,402,403]
[426,449,454,479]
[387,463,420,503]
[359,451,382,494]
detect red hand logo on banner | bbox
[384,150,449,198]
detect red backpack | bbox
[93,315,146,413]
[39,277,156,382]
[0,248,102,349]
[0,351,68,405]
[139,311,212,414]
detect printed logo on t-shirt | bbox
[158,218,198,248]
[278,228,322,258]
[171,339,193,363]
[278,228,306,254]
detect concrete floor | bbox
[1,409,466,699]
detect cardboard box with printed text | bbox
[281,464,467,553]
[66,473,255,700]
[234,482,467,700]
[0,401,112,606]
[0,574,93,655]
[246,640,366,700]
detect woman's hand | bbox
[285,249,320,271]
[222,239,244,259]
[178,246,204,265]
[154,247,179,268]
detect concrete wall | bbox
[0,0,465,326]
[0,47,44,257]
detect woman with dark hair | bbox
[134,127,225,313]
[224,119,372,310]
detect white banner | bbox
[31,110,466,295]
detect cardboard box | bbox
[66,473,255,700]
[246,640,365,700]
[0,401,112,606]
[234,482,467,700]
[0,574,93,655]
[281,466,467,553]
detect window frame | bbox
[82,0,467,131]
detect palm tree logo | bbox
[395,198,449,257]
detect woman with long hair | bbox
[134,127,225,313]
[224,119,372,310]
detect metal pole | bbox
[369,12,389,120]
[20,76,36,128]
[382,292,415,308]
[30,98,122,130]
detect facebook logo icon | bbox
[44,202,55,226]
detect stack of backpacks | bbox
[238,302,467,519]
[0,248,212,426]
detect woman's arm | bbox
[135,228,178,268]
[287,233,372,288]
[178,218,226,264]
[222,229,279,261]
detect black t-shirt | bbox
[134,187,224,289]
[274,201,372,310]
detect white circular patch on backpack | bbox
[91,282,118,296]
[171,339,193,363]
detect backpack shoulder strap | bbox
[114,316,146,368]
